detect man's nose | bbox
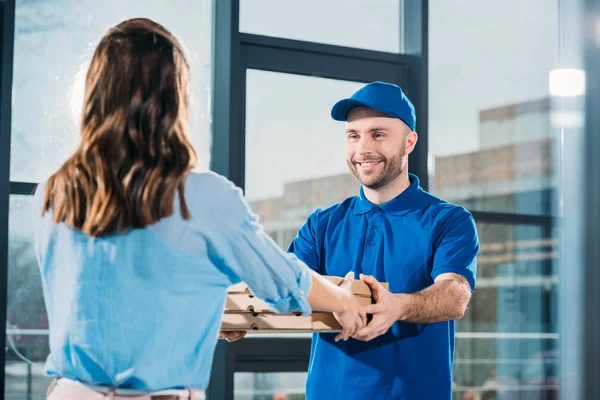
[356,136,374,154]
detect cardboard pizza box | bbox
[221,312,341,332]
[227,276,388,298]
[322,276,389,297]
[224,293,373,313]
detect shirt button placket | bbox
[371,209,381,246]
[362,208,382,273]
[366,209,381,260]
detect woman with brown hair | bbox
[34,18,364,400]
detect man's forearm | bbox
[393,278,471,324]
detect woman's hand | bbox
[218,330,247,342]
[332,272,367,342]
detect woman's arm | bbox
[194,173,365,340]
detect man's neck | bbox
[362,171,411,205]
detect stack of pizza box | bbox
[221,276,388,333]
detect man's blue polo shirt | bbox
[288,174,479,400]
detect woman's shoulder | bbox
[184,171,251,223]
[184,170,244,207]
[185,170,239,194]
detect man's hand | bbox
[219,330,247,342]
[353,274,404,342]
[333,271,367,342]
[353,272,473,340]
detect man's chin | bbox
[358,176,383,189]
[351,170,385,188]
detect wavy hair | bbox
[42,18,197,237]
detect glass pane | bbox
[5,195,52,400]
[428,0,558,215]
[454,337,558,399]
[235,372,307,400]
[11,0,212,183]
[453,222,558,398]
[239,0,400,53]
[245,70,364,250]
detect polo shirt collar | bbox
[354,173,422,216]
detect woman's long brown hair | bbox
[42,18,196,237]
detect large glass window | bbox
[428,0,558,216]
[10,0,213,183]
[245,70,363,250]
[453,222,557,398]
[239,0,400,53]
[5,1,213,398]
[429,0,560,397]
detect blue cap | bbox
[331,81,416,131]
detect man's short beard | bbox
[349,147,406,189]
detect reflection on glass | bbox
[245,70,364,249]
[454,223,558,399]
[239,0,400,53]
[7,196,44,331]
[454,338,558,400]
[11,0,212,183]
[235,372,307,400]
[428,0,558,216]
[428,0,560,397]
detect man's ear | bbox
[406,131,418,155]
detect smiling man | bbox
[288,81,480,399]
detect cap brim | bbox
[330,99,369,121]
